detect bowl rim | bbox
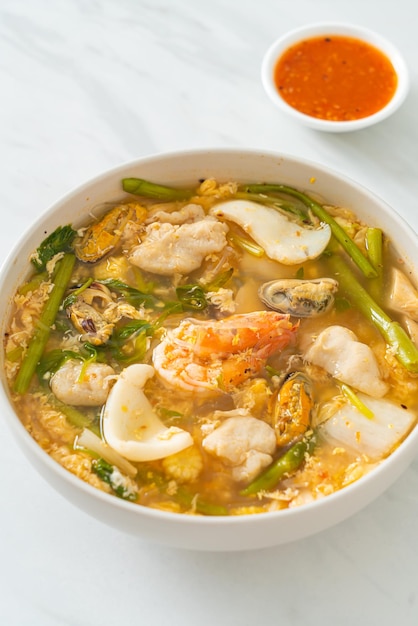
[261,21,410,132]
[1,147,418,543]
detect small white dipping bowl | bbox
[1,149,418,551]
[261,22,410,132]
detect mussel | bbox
[259,278,338,317]
[271,372,313,446]
[74,204,136,263]
[67,299,114,345]
[65,282,115,345]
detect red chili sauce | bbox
[274,35,398,121]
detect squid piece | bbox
[321,394,416,461]
[210,200,331,265]
[102,364,193,462]
[388,268,418,322]
[404,317,418,346]
[304,325,389,398]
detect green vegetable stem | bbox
[340,384,374,420]
[330,254,418,373]
[365,227,383,271]
[122,178,193,201]
[241,433,316,496]
[203,267,234,292]
[227,232,265,257]
[241,183,378,278]
[365,227,384,301]
[13,253,76,394]
[50,396,101,435]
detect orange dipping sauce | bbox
[274,35,398,121]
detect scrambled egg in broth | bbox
[4,178,418,515]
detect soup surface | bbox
[4,177,418,516]
[274,35,398,121]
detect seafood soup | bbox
[4,176,418,516]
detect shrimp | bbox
[152,311,298,393]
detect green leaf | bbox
[176,284,208,310]
[99,278,158,308]
[110,320,154,364]
[92,458,137,501]
[36,349,82,379]
[32,225,77,272]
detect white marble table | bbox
[1,1,418,624]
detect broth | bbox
[4,178,418,515]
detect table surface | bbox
[1,1,418,624]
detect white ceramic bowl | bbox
[261,22,410,132]
[1,148,418,551]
